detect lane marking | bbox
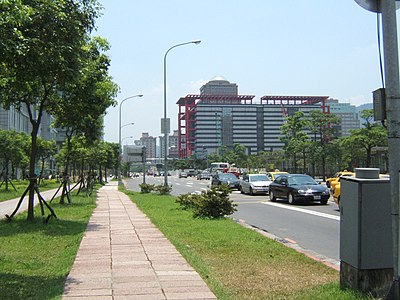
[261,201,340,221]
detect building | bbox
[177,77,330,159]
[326,98,360,136]
[200,76,238,95]
[159,130,180,159]
[135,132,156,160]
[0,105,58,141]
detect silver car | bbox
[240,174,272,195]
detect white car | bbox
[240,174,272,195]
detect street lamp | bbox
[163,40,201,186]
[118,94,143,184]
[121,122,135,129]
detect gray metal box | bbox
[340,177,392,269]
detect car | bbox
[269,174,330,205]
[179,171,188,178]
[187,169,197,177]
[265,171,289,181]
[329,172,355,191]
[240,173,272,195]
[211,173,241,190]
[332,173,389,206]
[197,170,211,180]
[326,171,354,188]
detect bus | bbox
[209,162,229,174]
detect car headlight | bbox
[297,190,306,194]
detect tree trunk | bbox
[27,123,39,221]
[5,158,9,191]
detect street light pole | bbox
[163,40,201,186]
[355,1,400,297]
[118,94,143,184]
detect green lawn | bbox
[122,188,373,300]
[0,188,98,300]
[0,184,375,300]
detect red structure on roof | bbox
[261,95,330,113]
[177,94,255,158]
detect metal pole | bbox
[381,1,400,297]
[163,40,201,186]
[118,95,143,185]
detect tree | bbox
[35,137,57,182]
[0,130,29,190]
[307,110,340,179]
[50,36,118,203]
[341,109,387,168]
[280,111,308,173]
[0,0,101,221]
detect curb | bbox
[234,218,340,271]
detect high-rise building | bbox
[177,77,330,159]
[159,130,179,159]
[326,98,360,136]
[200,76,238,95]
[136,132,156,159]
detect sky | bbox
[94,0,400,143]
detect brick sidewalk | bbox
[62,182,216,300]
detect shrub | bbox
[154,184,172,195]
[176,193,203,210]
[176,184,237,219]
[139,183,155,193]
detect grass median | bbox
[0,186,98,300]
[122,187,372,300]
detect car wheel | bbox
[270,191,276,202]
[288,193,296,205]
[320,198,328,205]
[249,187,254,196]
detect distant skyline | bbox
[94,1,400,143]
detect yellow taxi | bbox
[332,173,389,206]
[326,171,354,188]
[265,170,289,181]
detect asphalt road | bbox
[125,175,340,265]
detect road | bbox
[125,175,340,266]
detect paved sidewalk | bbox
[0,188,60,220]
[62,182,217,300]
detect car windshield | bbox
[250,175,269,182]
[288,175,317,185]
[220,174,237,180]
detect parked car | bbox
[211,173,241,190]
[269,174,330,205]
[179,171,188,178]
[197,170,211,180]
[240,173,272,195]
[265,171,289,181]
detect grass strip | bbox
[0,187,98,300]
[122,188,373,300]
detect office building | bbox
[177,77,330,158]
[326,98,360,136]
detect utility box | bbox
[340,168,392,297]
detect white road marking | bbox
[261,201,340,221]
